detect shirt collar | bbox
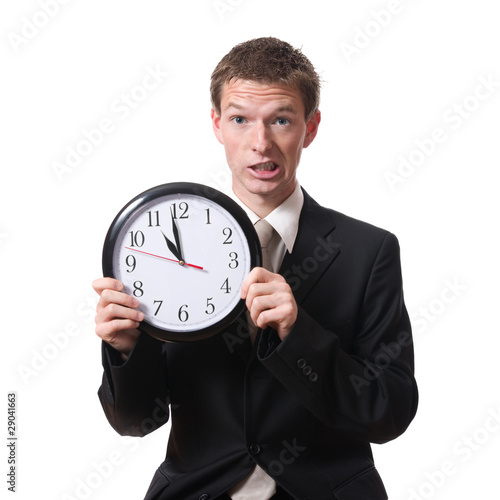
[227,183,304,254]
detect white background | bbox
[1,1,499,499]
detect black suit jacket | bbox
[98,189,418,499]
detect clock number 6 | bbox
[178,304,189,322]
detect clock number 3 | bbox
[228,252,239,269]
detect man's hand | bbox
[241,267,297,341]
[92,277,143,359]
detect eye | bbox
[274,117,290,126]
[231,116,247,125]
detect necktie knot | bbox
[255,219,274,249]
[254,219,274,272]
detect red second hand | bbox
[124,247,204,270]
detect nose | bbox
[252,122,273,154]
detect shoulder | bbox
[301,188,396,248]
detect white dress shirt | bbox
[227,182,304,273]
[225,183,304,500]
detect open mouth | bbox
[251,161,278,171]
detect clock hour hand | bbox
[161,231,182,262]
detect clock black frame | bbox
[102,182,262,342]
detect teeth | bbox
[253,161,276,171]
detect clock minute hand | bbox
[161,231,182,262]
[171,213,184,263]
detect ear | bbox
[303,110,321,149]
[211,108,224,145]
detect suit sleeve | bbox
[98,332,169,437]
[257,231,418,444]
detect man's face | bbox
[211,79,320,212]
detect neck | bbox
[232,181,297,218]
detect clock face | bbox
[102,183,261,342]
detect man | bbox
[93,37,418,499]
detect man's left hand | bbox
[241,267,297,341]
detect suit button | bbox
[309,372,318,382]
[199,495,210,500]
[302,365,312,376]
[249,443,261,455]
[297,358,306,369]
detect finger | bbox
[92,277,123,295]
[95,318,142,341]
[251,300,298,338]
[241,267,279,298]
[96,301,144,325]
[97,288,139,312]
[245,281,289,311]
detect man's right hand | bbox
[92,277,143,359]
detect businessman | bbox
[93,37,418,499]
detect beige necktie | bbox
[246,219,275,344]
[254,219,274,272]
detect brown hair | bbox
[210,37,321,120]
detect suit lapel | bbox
[279,190,340,305]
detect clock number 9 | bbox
[125,255,136,273]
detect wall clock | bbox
[102,182,261,341]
